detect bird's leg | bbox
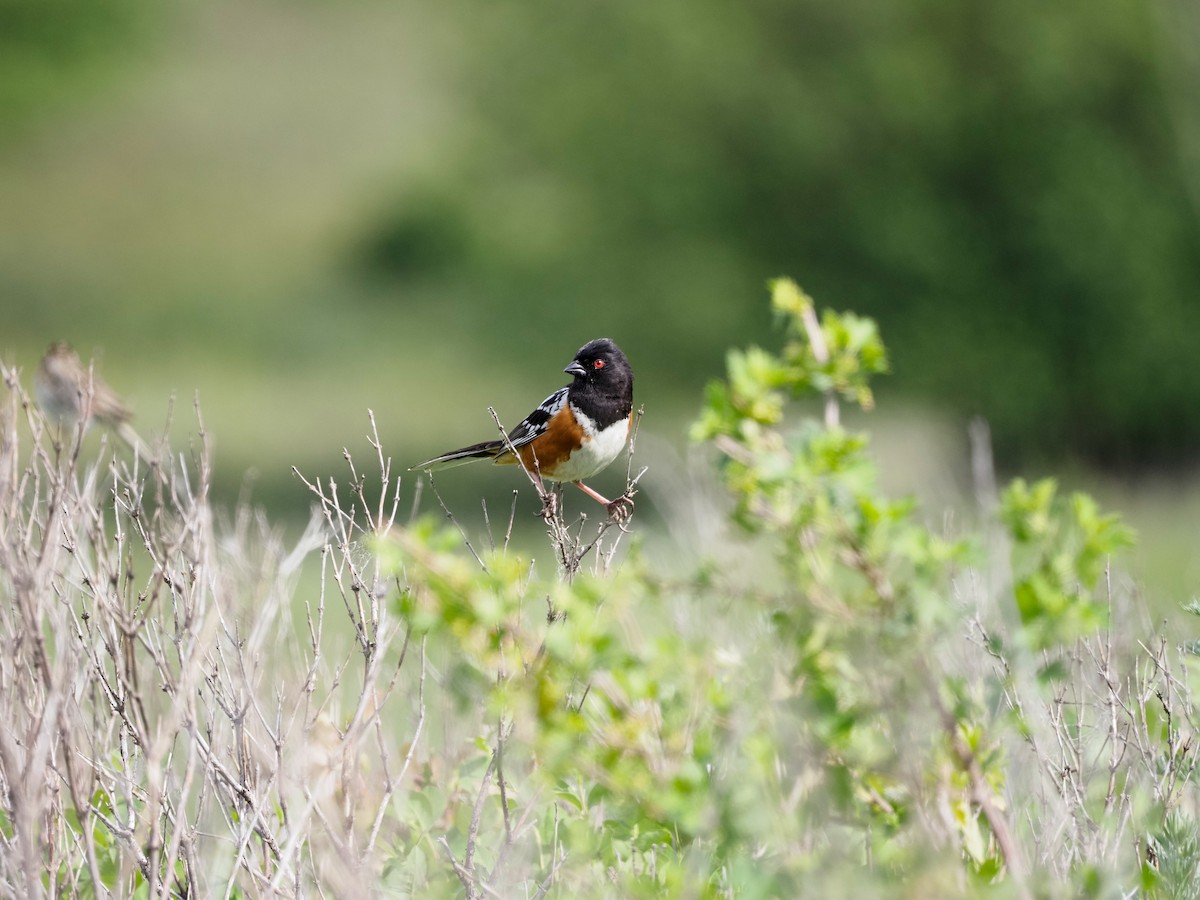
[572,480,611,506]
[573,481,634,524]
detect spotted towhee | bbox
[413,338,635,519]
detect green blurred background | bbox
[3,0,1199,591]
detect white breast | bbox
[546,405,630,482]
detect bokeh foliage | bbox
[374,282,1170,895]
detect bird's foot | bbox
[605,493,635,525]
[538,490,560,521]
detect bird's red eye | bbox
[593,359,605,369]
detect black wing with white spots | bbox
[412,387,568,471]
[504,387,567,449]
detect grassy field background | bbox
[2,0,1198,608]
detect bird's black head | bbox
[564,338,633,397]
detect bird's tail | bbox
[113,420,155,468]
[411,440,507,472]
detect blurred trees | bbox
[4,0,1197,469]
[358,0,1200,467]
[0,0,155,136]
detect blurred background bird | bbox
[34,341,150,462]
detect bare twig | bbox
[798,300,838,428]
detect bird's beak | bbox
[564,361,588,378]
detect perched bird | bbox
[413,338,635,519]
[34,341,149,461]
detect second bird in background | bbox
[34,341,150,463]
